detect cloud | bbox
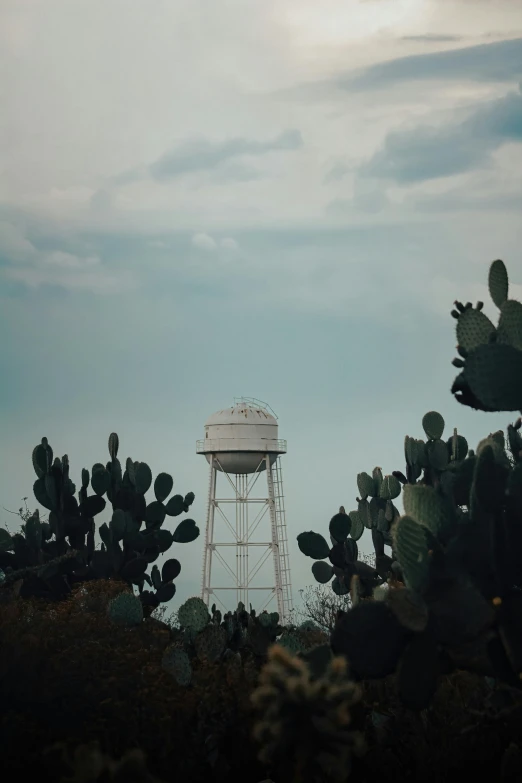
[220,237,239,250]
[324,161,352,184]
[341,37,522,91]
[0,220,134,293]
[401,34,463,43]
[191,232,217,251]
[148,239,169,249]
[112,129,303,188]
[90,189,112,213]
[191,233,239,252]
[359,85,522,182]
[411,188,522,213]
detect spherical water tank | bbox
[196,400,286,474]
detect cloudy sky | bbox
[1,0,521,612]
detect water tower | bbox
[197,397,293,622]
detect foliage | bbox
[251,645,365,783]
[2,577,522,781]
[298,506,386,603]
[301,259,522,711]
[450,259,522,412]
[0,433,198,611]
[161,598,327,684]
[44,742,163,782]
[0,581,264,782]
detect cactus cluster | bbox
[450,259,522,412]
[310,260,522,708]
[298,505,385,601]
[161,597,325,686]
[0,433,198,609]
[107,591,144,627]
[251,645,365,783]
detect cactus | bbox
[162,645,192,686]
[0,432,198,607]
[177,596,209,632]
[251,645,365,783]
[194,624,226,662]
[107,592,143,627]
[451,260,522,412]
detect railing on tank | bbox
[233,397,278,419]
[196,438,287,454]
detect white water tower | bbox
[197,397,293,622]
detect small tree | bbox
[298,551,377,632]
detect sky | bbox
[1,0,521,614]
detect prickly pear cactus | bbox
[177,596,209,632]
[8,431,199,607]
[107,592,143,627]
[194,623,226,662]
[451,260,522,412]
[162,646,192,686]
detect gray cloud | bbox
[111,129,303,188]
[150,129,302,181]
[341,37,522,91]
[360,85,522,182]
[0,219,134,293]
[411,189,522,213]
[323,161,352,184]
[401,34,463,43]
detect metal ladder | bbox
[269,457,293,621]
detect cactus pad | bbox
[312,560,334,584]
[195,624,226,662]
[107,592,143,627]
[393,515,431,594]
[463,343,522,411]
[329,513,351,543]
[497,300,522,350]
[456,308,496,352]
[348,511,364,541]
[357,472,375,499]
[422,411,445,441]
[297,531,330,560]
[402,484,452,540]
[162,646,192,686]
[488,259,509,308]
[379,474,401,501]
[178,596,209,632]
[387,587,429,633]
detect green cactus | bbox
[348,511,364,541]
[402,485,454,540]
[393,516,431,594]
[451,260,522,413]
[488,258,509,308]
[194,623,226,662]
[178,596,209,632]
[0,432,198,607]
[422,411,445,441]
[297,531,330,560]
[378,474,401,501]
[456,308,496,352]
[162,646,192,686]
[356,472,375,499]
[311,561,334,584]
[296,258,522,708]
[107,592,143,627]
[329,512,351,542]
